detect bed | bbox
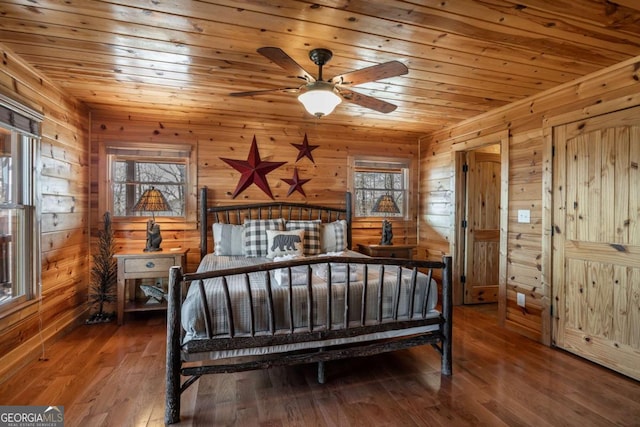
[165,188,452,424]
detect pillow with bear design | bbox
[266,229,305,259]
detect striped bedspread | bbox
[181,251,438,343]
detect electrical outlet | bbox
[517,209,530,223]
[517,292,526,308]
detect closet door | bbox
[552,106,640,380]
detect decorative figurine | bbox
[145,219,163,252]
[380,219,394,245]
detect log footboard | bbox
[165,255,452,424]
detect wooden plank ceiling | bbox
[1,0,639,134]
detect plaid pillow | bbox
[285,220,321,255]
[320,220,347,253]
[243,218,285,257]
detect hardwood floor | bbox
[1,306,638,426]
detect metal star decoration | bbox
[220,135,286,199]
[290,133,319,163]
[282,168,311,197]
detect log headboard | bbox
[199,187,353,259]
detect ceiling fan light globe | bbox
[298,86,342,118]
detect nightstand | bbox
[357,243,415,259]
[114,249,188,325]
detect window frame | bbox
[0,95,42,316]
[99,142,197,229]
[349,155,412,220]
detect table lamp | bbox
[133,186,170,252]
[371,194,400,245]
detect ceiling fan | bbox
[230,47,408,118]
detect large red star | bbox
[282,168,311,197]
[291,133,319,163]
[220,136,286,199]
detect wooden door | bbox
[553,106,640,381]
[464,150,501,304]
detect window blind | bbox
[0,94,42,137]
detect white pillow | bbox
[271,255,310,286]
[314,262,359,283]
[320,220,348,253]
[266,229,304,259]
[212,223,244,256]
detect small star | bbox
[220,136,286,199]
[291,133,319,163]
[282,168,311,197]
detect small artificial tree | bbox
[86,211,117,324]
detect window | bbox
[352,157,409,218]
[106,145,191,218]
[0,97,41,311]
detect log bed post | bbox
[165,266,183,424]
[441,255,453,376]
[345,191,352,249]
[200,187,208,259]
[317,359,326,384]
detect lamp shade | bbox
[298,82,342,118]
[133,186,170,214]
[371,194,400,214]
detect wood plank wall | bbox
[0,45,90,381]
[419,55,640,343]
[90,112,423,273]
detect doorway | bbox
[451,131,509,322]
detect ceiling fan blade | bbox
[331,61,408,86]
[337,88,398,114]
[229,87,301,97]
[257,47,316,83]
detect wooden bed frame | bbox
[165,188,453,424]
